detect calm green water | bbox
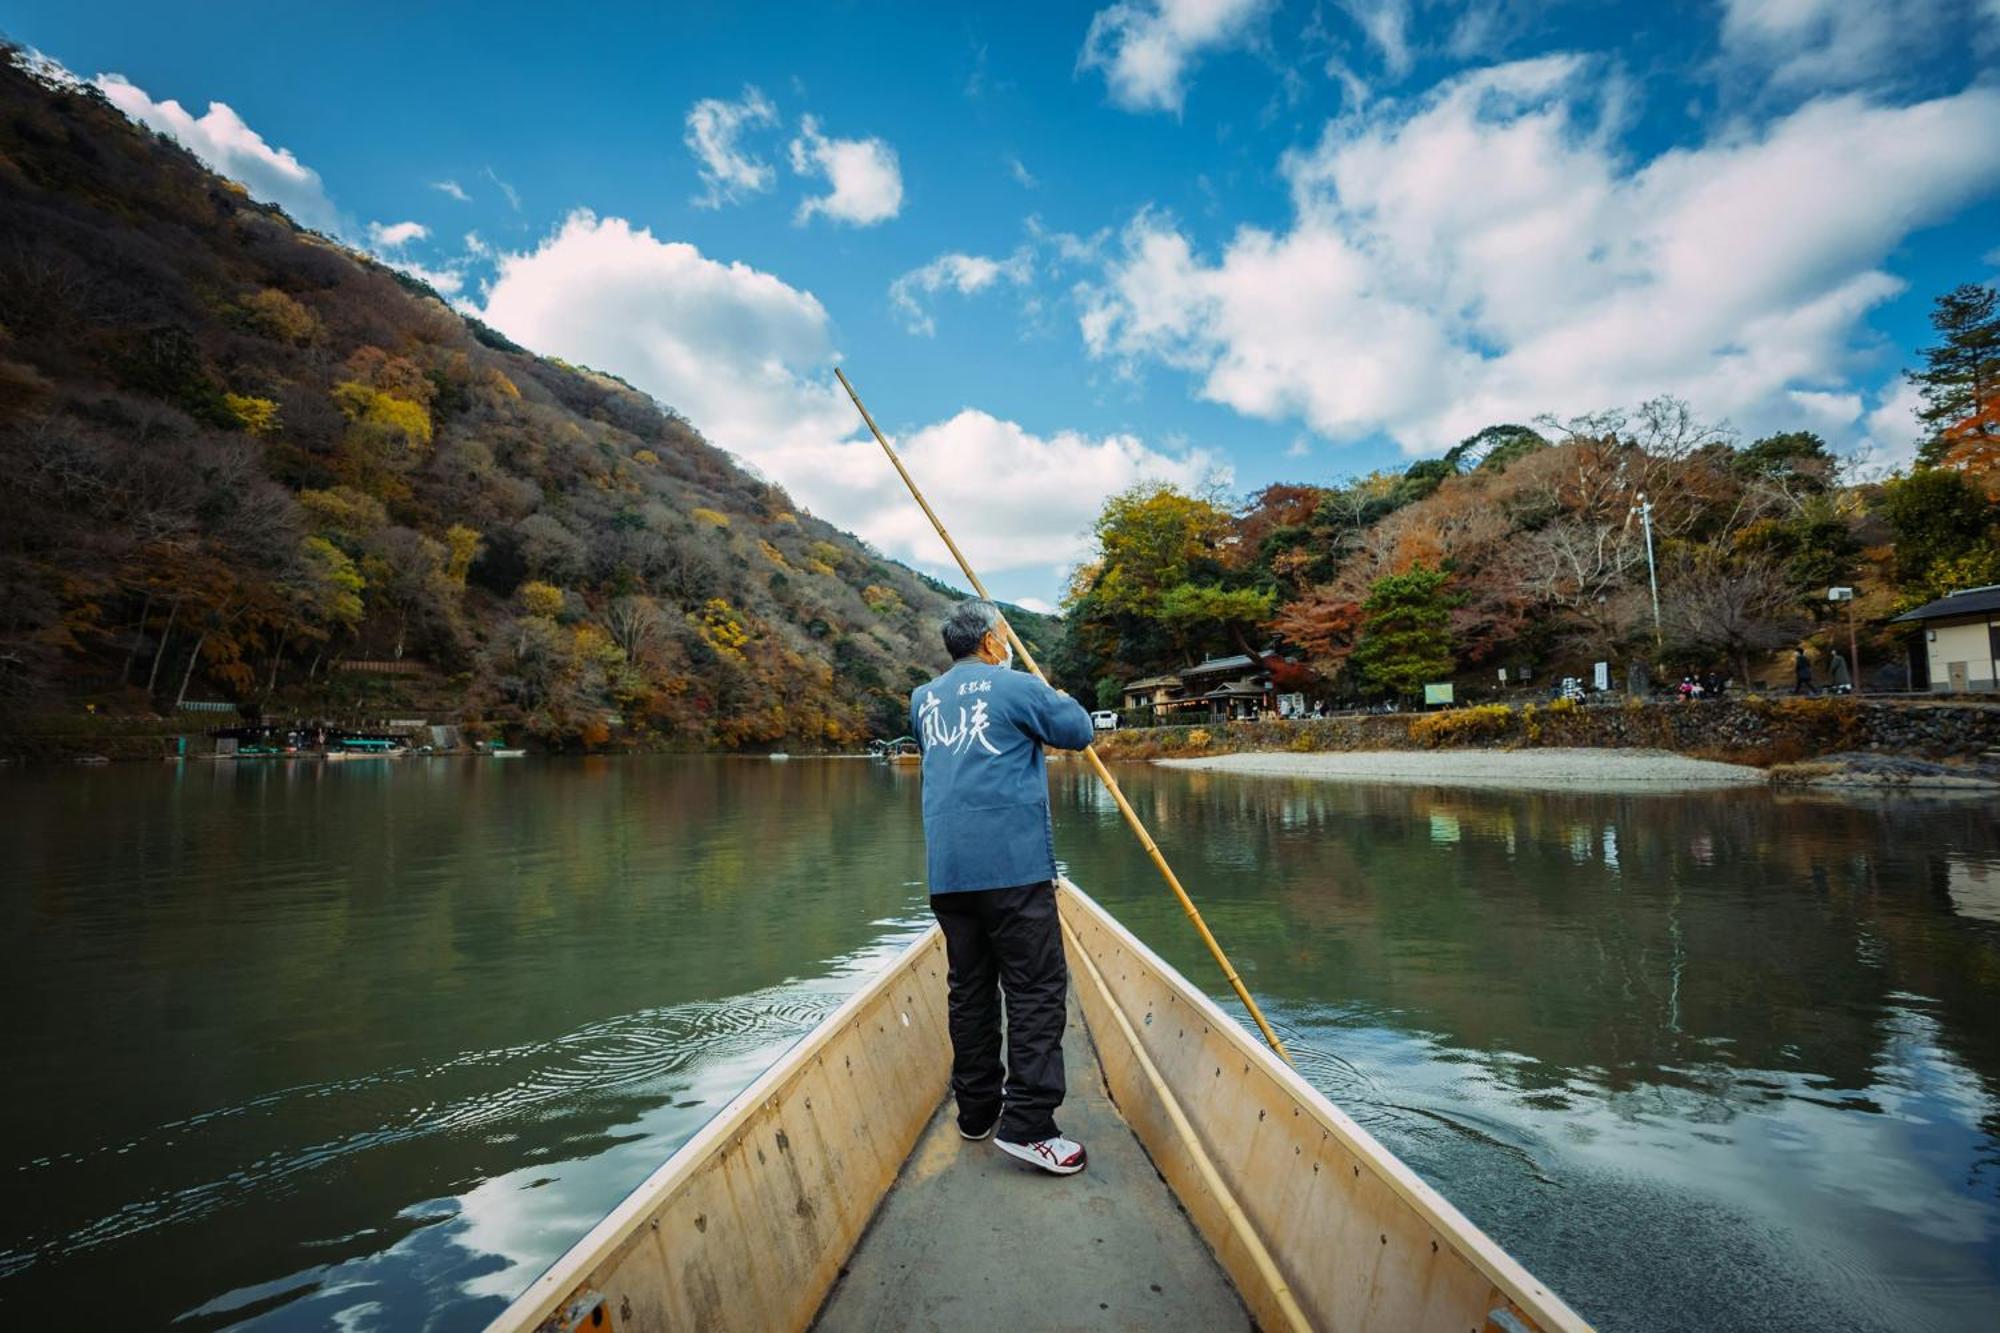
[2,756,1997,1331]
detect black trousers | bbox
[930,881,1068,1142]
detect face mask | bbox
[999,639,1014,669]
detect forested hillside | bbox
[0,52,1027,747]
[1053,359,1999,704]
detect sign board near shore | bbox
[1423,682,1454,706]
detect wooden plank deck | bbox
[812,994,1248,1332]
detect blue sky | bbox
[10,0,2000,606]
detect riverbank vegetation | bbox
[1050,282,1998,704]
[0,53,1062,749]
[1091,696,1999,772]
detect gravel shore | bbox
[1154,747,1768,790]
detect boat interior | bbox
[490,880,1589,1333]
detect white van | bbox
[1090,709,1120,732]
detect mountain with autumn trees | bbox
[1050,354,2000,705]
[0,50,1059,747]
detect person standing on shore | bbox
[911,599,1095,1175]
[1793,647,1814,696]
[1830,648,1851,693]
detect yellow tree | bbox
[1087,482,1233,620]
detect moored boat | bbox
[489,879,1590,1333]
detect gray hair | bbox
[941,599,1003,660]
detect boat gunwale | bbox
[1056,876,1591,1333]
[483,924,946,1333]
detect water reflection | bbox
[1056,767,2000,1331]
[0,758,931,1329]
[1,757,1996,1332]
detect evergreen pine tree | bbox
[1351,565,1461,700]
[1911,282,2000,467]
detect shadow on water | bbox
[2,754,1998,1331]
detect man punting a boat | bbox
[911,599,1095,1175]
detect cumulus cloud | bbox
[685,85,780,207]
[389,259,464,297]
[1079,57,2000,458]
[788,116,903,225]
[1719,0,1984,91]
[889,248,1036,335]
[1079,0,1271,114]
[1858,378,1928,474]
[477,212,1212,580]
[92,73,339,232]
[368,220,429,248]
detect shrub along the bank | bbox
[1091,698,2000,766]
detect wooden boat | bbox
[870,736,921,765]
[489,879,1590,1333]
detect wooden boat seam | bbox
[1055,877,1592,1333]
[1061,911,1314,1333]
[485,927,947,1333]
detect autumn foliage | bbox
[0,52,968,746]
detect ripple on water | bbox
[0,978,856,1284]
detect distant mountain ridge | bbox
[0,49,1052,746]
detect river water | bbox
[2,755,1996,1330]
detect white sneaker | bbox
[995,1134,1087,1175]
[958,1115,998,1141]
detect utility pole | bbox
[1632,493,1662,649]
[1848,595,1860,696]
[1830,586,1861,694]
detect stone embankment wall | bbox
[1091,698,2000,767]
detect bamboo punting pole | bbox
[835,367,1292,1064]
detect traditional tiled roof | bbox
[1890,585,2000,624]
[1201,680,1271,699]
[1180,653,1262,676]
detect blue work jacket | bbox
[909,659,1095,893]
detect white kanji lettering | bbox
[965,698,1002,755]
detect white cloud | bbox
[845,411,1221,573]
[92,73,339,232]
[1008,156,1039,189]
[1719,0,1980,91]
[483,166,521,212]
[477,212,1213,580]
[685,86,780,207]
[11,48,86,91]
[368,220,429,249]
[1341,0,1413,76]
[788,116,903,226]
[431,179,471,202]
[889,249,1036,335]
[1011,596,1058,614]
[1858,378,1928,474]
[388,259,464,297]
[1079,0,1271,114]
[1080,58,2000,458]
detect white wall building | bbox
[1891,585,2000,693]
